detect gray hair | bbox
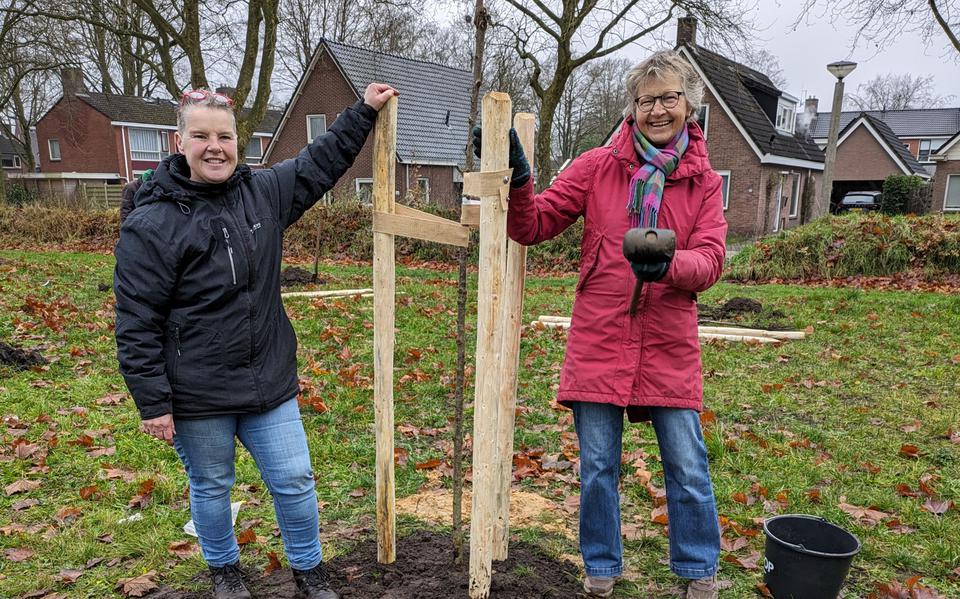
[176,90,236,135]
[623,50,704,122]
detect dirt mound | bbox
[697,297,788,330]
[143,531,582,599]
[0,342,47,371]
[281,266,326,287]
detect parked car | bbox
[838,191,882,212]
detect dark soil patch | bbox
[697,297,789,330]
[281,266,325,287]
[0,342,47,371]
[144,531,583,598]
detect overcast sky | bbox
[739,1,960,110]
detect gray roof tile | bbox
[683,44,824,164]
[75,92,281,134]
[811,107,960,139]
[321,39,472,166]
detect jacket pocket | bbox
[168,321,224,390]
[575,233,604,294]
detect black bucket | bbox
[762,514,861,599]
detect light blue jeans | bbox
[571,401,720,580]
[173,398,322,569]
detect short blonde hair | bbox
[176,90,236,135]
[623,50,704,122]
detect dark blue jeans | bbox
[173,398,323,569]
[571,401,720,579]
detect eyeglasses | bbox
[179,89,234,107]
[634,91,684,113]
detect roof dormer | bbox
[776,92,798,135]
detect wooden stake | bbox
[491,112,534,561]
[372,95,398,565]
[469,92,512,599]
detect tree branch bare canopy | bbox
[844,72,955,110]
[500,0,750,187]
[794,0,960,59]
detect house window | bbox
[355,177,373,203]
[48,139,61,161]
[696,105,709,138]
[412,177,430,203]
[716,170,730,210]
[243,137,262,165]
[129,128,168,161]
[918,139,945,163]
[945,175,960,211]
[775,101,796,134]
[307,115,326,142]
[789,174,801,217]
[1,155,21,169]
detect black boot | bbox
[208,561,251,599]
[292,562,339,599]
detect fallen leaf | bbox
[167,540,199,559]
[79,485,100,500]
[720,536,750,552]
[722,550,761,570]
[237,528,257,545]
[115,571,159,597]
[414,458,442,470]
[95,393,126,406]
[348,488,365,498]
[838,496,890,527]
[899,444,921,459]
[55,506,83,524]
[5,479,41,495]
[394,447,409,467]
[58,569,84,583]
[4,547,34,562]
[921,498,953,516]
[264,551,282,576]
[756,582,774,597]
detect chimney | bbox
[676,16,697,47]
[59,68,87,96]
[797,96,819,138]
[215,86,237,99]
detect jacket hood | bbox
[611,115,712,180]
[135,154,252,208]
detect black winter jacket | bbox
[114,100,377,420]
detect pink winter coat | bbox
[507,117,727,417]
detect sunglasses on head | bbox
[179,89,234,107]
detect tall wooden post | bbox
[491,112,534,560]
[372,95,398,564]
[469,91,512,599]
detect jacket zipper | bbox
[222,226,238,285]
[174,325,182,356]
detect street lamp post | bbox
[818,60,857,218]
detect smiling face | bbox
[633,73,690,147]
[174,106,238,184]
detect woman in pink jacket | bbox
[475,50,726,598]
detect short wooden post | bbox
[372,95,398,565]
[469,91,512,599]
[491,112,534,560]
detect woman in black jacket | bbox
[114,83,396,599]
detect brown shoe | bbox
[685,575,718,599]
[583,575,617,597]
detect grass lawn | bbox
[0,249,958,598]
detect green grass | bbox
[0,249,959,598]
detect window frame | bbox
[917,138,946,163]
[355,177,374,203]
[129,128,168,161]
[415,177,430,203]
[48,138,61,161]
[945,174,960,211]
[775,101,796,134]
[696,104,709,138]
[789,173,801,218]
[716,169,731,211]
[306,114,327,143]
[243,136,263,165]
[1,155,21,169]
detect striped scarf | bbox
[627,123,689,228]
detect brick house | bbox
[810,107,960,177]
[824,113,930,206]
[263,39,471,209]
[28,69,279,199]
[931,132,960,212]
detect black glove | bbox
[630,260,670,282]
[471,126,531,188]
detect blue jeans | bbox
[571,401,720,580]
[173,398,322,569]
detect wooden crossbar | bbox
[373,210,469,247]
